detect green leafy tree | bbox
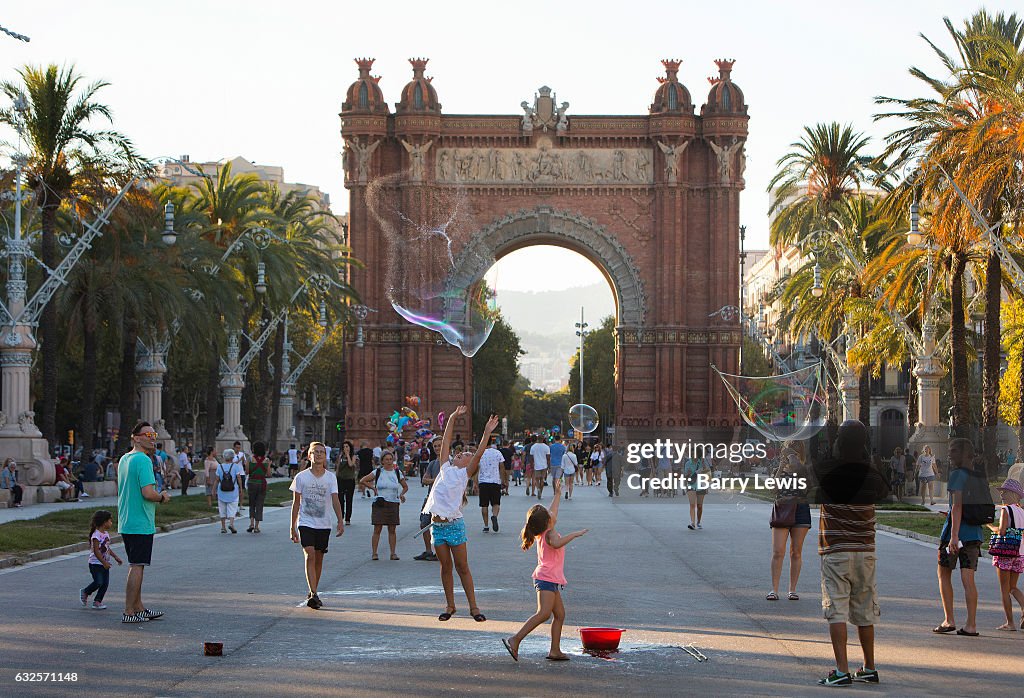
[566,315,615,437]
[472,313,524,435]
[0,64,143,445]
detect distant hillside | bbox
[492,284,616,389]
[494,283,615,336]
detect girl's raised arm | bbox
[439,405,466,464]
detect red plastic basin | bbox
[579,627,626,651]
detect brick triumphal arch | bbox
[341,58,748,445]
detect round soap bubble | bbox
[714,364,826,442]
[569,404,600,434]
[365,171,496,357]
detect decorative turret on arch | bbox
[443,207,648,328]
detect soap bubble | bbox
[365,172,496,357]
[569,404,600,434]
[714,364,826,442]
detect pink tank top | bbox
[532,531,567,585]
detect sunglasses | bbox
[136,431,158,438]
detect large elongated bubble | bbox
[715,364,826,442]
[366,172,496,357]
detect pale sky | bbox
[0,0,1000,288]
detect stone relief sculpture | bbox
[401,138,433,181]
[520,101,535,132]
[346,138,380,182]
[556,101,570,132]
[435,146,653,185]
[656,140,690,183]
[707,137,743,184]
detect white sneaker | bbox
[697,523,703,529]
[81,492,90,498]
[92,602,107,610]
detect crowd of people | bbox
[18,410,1019,687]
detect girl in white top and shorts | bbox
[422,405,499,623]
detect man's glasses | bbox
[136,432,158,438]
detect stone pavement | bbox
[0,481,1020,697]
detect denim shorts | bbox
[533,578,565,592]
[431,518,467,547]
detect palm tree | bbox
[0,64,142,446]
[876,11,1024,464]
[768,122,875,248]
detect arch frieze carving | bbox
[444,206,648,328]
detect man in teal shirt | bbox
[935,438,984,636]
[117,421,171,624]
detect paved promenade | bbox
[0,481,1019,697]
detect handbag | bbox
[770,495,799,528]
[988,506,1022,558]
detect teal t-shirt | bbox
[939,468,984,543]
[118,451,157,534]
[549,442,566,467]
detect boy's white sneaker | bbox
[92,602,107,610]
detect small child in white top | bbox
[422,405,499,623]
[80,510,122,609]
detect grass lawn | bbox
[0,480,294,557]
[876,512,947,539]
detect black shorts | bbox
[121,533,154,566]
[478,482,502,507]
[298,526,331,553]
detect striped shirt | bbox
[811,458,891,556]
[819,503,877,555]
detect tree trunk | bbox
[78,284,97,455]
[162,361,175,445]
[40,205,60,447]
[268,322,286,453]
[982,251,1001,478]
[1018,356,1024,457]
[858,364,871,427]
[254,305,274,444]
[115,315,139,455]
[949,252,971,434]
[204,355,219,450]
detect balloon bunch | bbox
[385,396,434,445]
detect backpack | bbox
[219,464,235,492]
[958,468,995,526]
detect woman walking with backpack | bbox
[359,450,408,560]
[216,449,246,534]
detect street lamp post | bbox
[574,308,589,439]
[739,224,746,371]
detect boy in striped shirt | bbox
[810,420,891,687]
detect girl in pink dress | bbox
[502,478,588,661]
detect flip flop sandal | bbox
[788,592,799,601]
[766,592,779,601]
[546,655,571,661]
[371,555,379,561]
[502,638,518,661]
[470,608,486,622]
[390,554,400,560]
[932,624,956,633]
[438,608,455,621]
[956,629,979,636]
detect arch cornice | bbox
[445,206,648,327]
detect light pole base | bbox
[0,435,54,487]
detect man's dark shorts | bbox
[478,482,502,507]
[298,526,331,553]
[938,540,981,570]
[122,533,154,566]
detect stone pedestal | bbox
[0,326,53,486]
[137,362,176,458]
[911,336,948,466]
[839,368,858,422]
[276,391,295,446]
[215,379,250,456]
